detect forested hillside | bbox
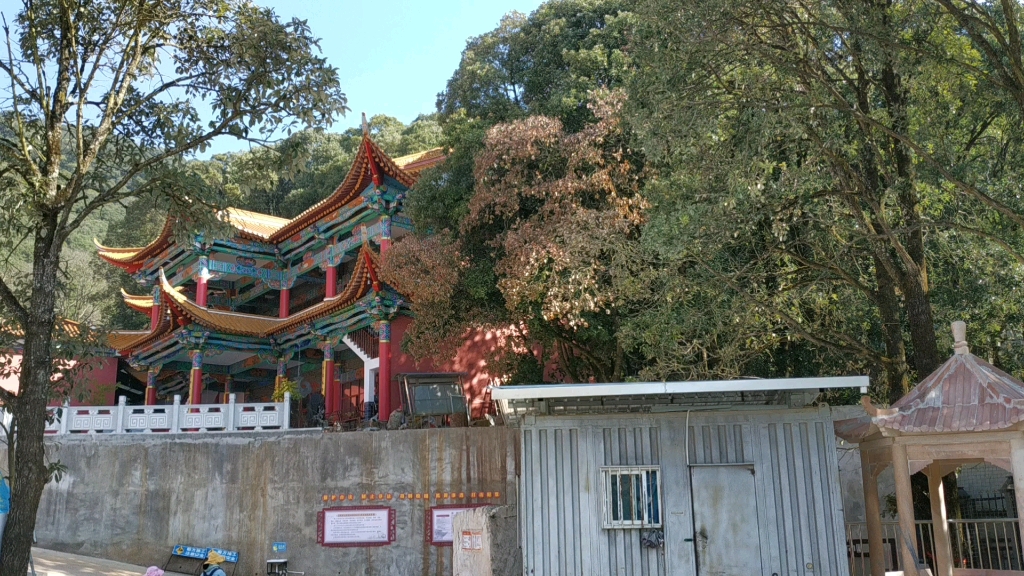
[385,0,1024,403]
[13,0,1024,405]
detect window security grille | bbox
[601,466,662,528]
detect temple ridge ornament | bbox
[364,184,406,216]
[365,292,404,322]
[176,328,210,350]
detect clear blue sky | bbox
[0,0,545,156]
[213,0,548,156]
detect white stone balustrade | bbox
[42,393,290,435]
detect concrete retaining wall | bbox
[35,427,518,576]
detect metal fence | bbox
[846,519,1023,575]
[41,393,290,434]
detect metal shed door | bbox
[691,465,762,576]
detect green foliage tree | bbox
[626,0,1024,399]
[385,90,644,382]
[0,1,346,573]
[401,0,637,382]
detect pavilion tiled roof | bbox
[94,135,437,268]
[157,245,379,338]
[836,322,1024,441]
[873,352,1024,433]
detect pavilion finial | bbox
[952,321,969,355]
[361,112,369,137]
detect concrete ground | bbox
[30,548,158,576]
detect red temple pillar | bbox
[145,365,161,406]
[223,375,232,404]
[188,350,204,404]
[378,320,392,420]
[196,256,209,307]
[279,287,290,318]
[325,264,337,299]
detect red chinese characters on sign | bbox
[460,530,483,551]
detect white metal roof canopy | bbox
[489,376,869,422]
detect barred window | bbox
[601,466,662,528]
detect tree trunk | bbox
[900,271,941,376]
[877,31,942,379]
[874,256,911,401]
[0,220,61,576]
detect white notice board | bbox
[428,505,484,546]
[318,507,395,547]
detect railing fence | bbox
[38,393,290,435]
[847,519,1023,576]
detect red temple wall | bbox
[388,316,569,419]
[0,354,118,406]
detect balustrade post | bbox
[116,396,126,434]
[59,400,70,434]
[171,395,181,433]
[282,392,291,430]
[227,393,236,431]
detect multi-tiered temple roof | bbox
[96,133,444,407]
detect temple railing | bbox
[42,393,291,435]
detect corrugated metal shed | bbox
[496,377,861,576]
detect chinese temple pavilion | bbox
[95,130,446,423]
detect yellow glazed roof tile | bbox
[157,245,379,338]
[393,147,446,174]
[120,289,154,314]
[95,136,439,266]
[222,208,290,239]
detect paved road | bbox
[30,548,152,576]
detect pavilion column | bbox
[927,465,953,576]
[188,349,204,405]
[860,449,886,576]
[223,375,232,404]
[1009,437,1024,553]
[145,364,162,406]
[150,285,161,329]
[378,320,392,420]
[196,256,210,307]
[279,287,290,318]
[891,442,919,576]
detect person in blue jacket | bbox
[0,475,11,557]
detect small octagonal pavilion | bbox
[836,322,1024,576]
